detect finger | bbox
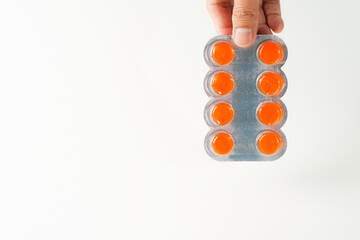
[257,8,272,34]
[206,0,234,35]
[262,0,284,33]
[232,0,259,47]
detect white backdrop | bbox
[0,0,359,239]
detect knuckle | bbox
[232,7,258,23]
[214,1,233,8]
[207,1,232,11]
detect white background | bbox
[0,0,360,239]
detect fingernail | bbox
[234,28,253,48]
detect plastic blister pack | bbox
[204,35,288,161]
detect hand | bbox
[206,0,284,47]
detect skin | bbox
[206,0,284,47]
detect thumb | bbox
[232,0,259,48]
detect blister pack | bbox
[204,35,288,161]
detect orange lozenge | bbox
[257,102,284,126]
[211,42,235,65]
[258,41,284,65]
[257,131,283,155]
[211,72,234,95]
[258,72,285,96]
[211,102,234,126]
[211,132,234,155]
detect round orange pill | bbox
[258,41,284,65]
[258,72,285,96]
[211,132,234,155]
[211,102,234,126]
[211,42,235,65]
[257,102,284,126]
[257,131,283,155]
[211,72,234,95]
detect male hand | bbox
[206,0,284,47]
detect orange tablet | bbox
[258,41,284,65]
[211,72,234,95]
[211,42,235,65]
[257,131,283,155]
[257,102,284,126]
[258,72,285,96]
[211,132,234,155]
[211,102,234,126]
